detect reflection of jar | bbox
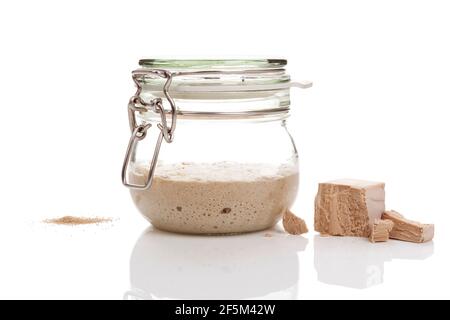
[125,228,308,300]
[122,59,311,234]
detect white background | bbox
[0,0,449,299]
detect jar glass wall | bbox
[129,117,299,234]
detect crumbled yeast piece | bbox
[283,210,308,235]
[382,210,434,243]
[314,179,385,237]
[369,219,394,243]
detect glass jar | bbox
[122,59,311,234]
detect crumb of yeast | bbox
[283,210,308,235]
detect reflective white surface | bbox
[0,216,443,299]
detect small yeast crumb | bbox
[283,210,308,235]
[369,219,394,243]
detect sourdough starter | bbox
[130,162,298,234]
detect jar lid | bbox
[135,59,309,93]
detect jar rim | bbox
[138,59,287,70]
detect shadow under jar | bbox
[122,59,311,234]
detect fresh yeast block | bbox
[314,179,385,237]
[382,210,434,243]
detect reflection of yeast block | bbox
[315,180,385,237]
[314,236,434,289]
[314,236,385,289]
[382,210,434,243]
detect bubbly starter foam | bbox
[130,162,298,234]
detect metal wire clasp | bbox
[121,69,177,190]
